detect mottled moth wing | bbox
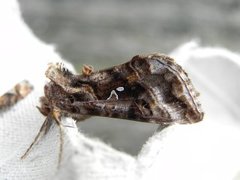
[45,54,203,124]
[21,53,204,167]
[0,80,33,110]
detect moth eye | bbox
[116,87,124,92]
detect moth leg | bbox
[52,110,64,168]
[21,116,51,159]
[44,115,54,135]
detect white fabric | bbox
[1,1,240,179]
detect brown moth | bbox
[0,80,33,110]
[21,53,204,166]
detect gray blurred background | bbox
[18,0,240,155]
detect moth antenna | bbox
[21,117,50,159]
[57,124,64,169]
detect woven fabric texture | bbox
[1,1,240,179]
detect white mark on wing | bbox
[107,90,119,100]
[116,87,124,92]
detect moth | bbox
[21,53,204,166]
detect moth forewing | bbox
[21,53,204,168]
[59,99,189,124]
[66,54,203,124]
